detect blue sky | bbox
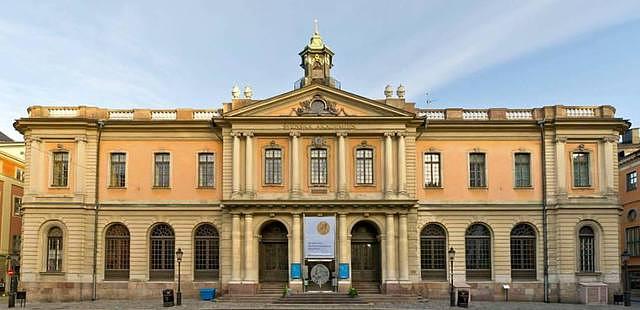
[1,1,639,140]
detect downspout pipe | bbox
[538,120,549,303]
[92,120,104,301]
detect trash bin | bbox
[199,288,216,301]
[162,289,174,307]
[457,290,469,308]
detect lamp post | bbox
[622,249,631,307]
[449,247,456,307]
[176,248,183,306]
[6,255,14,308]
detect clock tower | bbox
[299,20,337,88]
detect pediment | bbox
[224,84,414,118]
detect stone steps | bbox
[351,282,381,294]
[274,293,367,304]
[217,293,281,303]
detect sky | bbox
[1,0,639,141]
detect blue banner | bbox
[339,263,349,279]
[291,263,301,279]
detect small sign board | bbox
[339,263,349,279]
[291,263,301,279]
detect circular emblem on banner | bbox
[310,264,330,287]
[316,221,330,235]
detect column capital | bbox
[289,131,301,137]
[74,136,88,143]
[336,131,348,137]
[384,131,395,137]
[243,212,253,218]
[395,131,407,137]
[603,136,618,143]
[244,131,254,137]
[555,136,567,143]
[399,213,408,219]
[231,131,242,137]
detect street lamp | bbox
[176,248,183,306]
[449,247,456,307]
[6,255,14,308]
[622,249,631,307]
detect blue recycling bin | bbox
[199,288,216,301]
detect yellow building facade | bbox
[14,31,628,303]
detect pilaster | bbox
[337,132,348,198]
[231,213,241,282]
[555,137,567,197]
[231,132,241,196]
[244,132,254,198]
[384,132,394,197]
[397,132,406,196]
[290,131,301,198]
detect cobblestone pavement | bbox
[1,298,640,310]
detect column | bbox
[384,132,394,196]
[244,132,254,197]
[28,138,42,195]
[397,132,406,195]
[290,131,301,197]
[555,137,566,195]
[292,213,301,264]
[385,213,397,281]
[232,132,241,195]
[604,136,616,194]
[244,213,255,282]
[337,132,348,198]
[231,213,241,281]
[338,213,350,292]
[75,136,86,195]
[398,214,409,281]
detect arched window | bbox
[150,223,175,280]
[510,223,536,280]
[47,227,63,272]
[355,148,374,184]
[465,223,491,280]
[420,224,446,280]
[194,224,219,281]
[579,226,595,272]
[105,223,130,280]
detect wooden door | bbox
[351,221,380,283]
[259,221,289,283]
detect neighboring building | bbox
[619,129,640,295]
[14,30,628,303]
[0,137,25,285]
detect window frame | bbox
[513,152,532,188]
[423,152,442,188]
[572,151,592,188]
[153,152,171,188]
[13,196,21,216]
[51,151,70,188]
[309,147,328,186]
[577,225,596,273]
[465,223,492,281]
[628,171,638,192]
[263,147,283,185]
[194,223,220,281]
[626,226,640,257]
[468,152,487,188]
[510,223,537,281]
[420,223,447,281]
[197,152,216,188]
[15,168,24,182]
[108,152,127,188]
[104,223,130,281]
[46,226,64,273]
[149,223,175,281]
[355,147,374,185]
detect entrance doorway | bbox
[351,221,381,293]
[259,221,289,284]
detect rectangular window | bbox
[469,153,486,187]
[572,152,591,187]
[52,152,69,187]
[13,197,21,216]
[628,171,638,192]
[109,153,126,187]
[198,153,215,187]
[310,148,327,185]
[154,153,170,188]
[355,148,374,184]
[627,226,640,257]
[423,153,441,187]
[514,153,531,187]
[11,235,20,255]
[15,168,24,182]
[264,149,282,185]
